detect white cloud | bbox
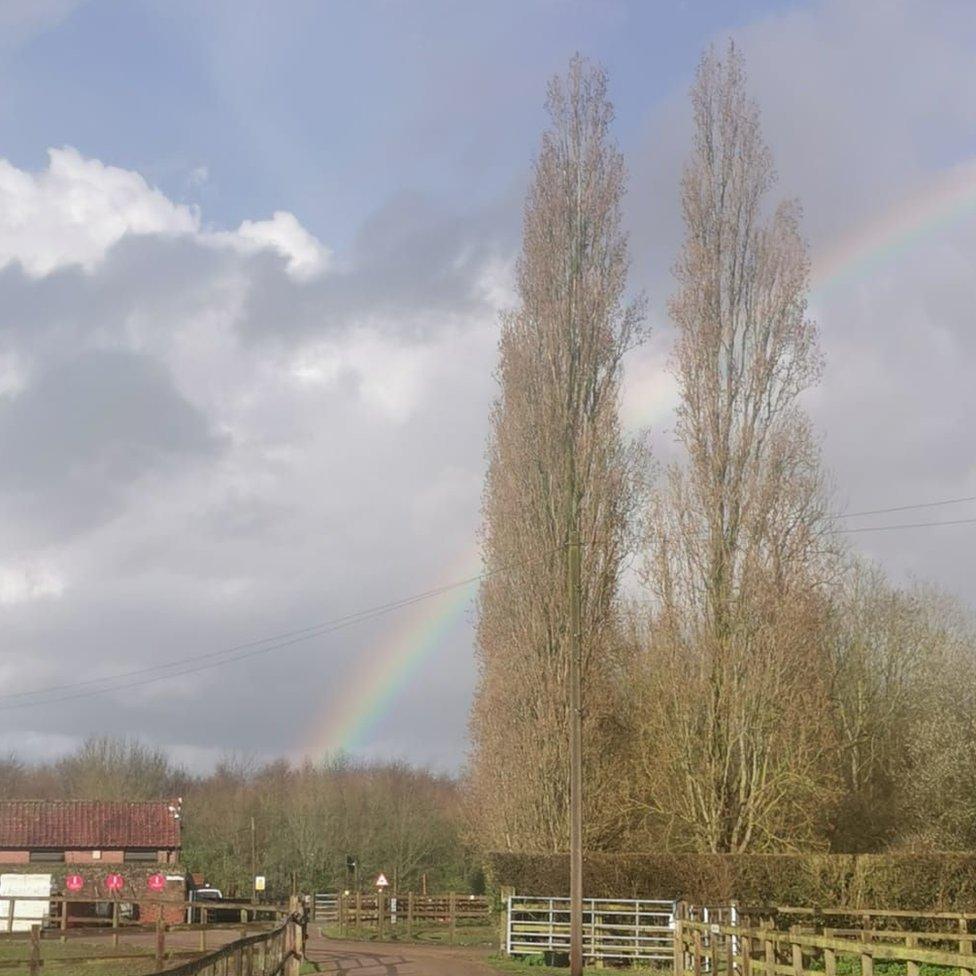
[291,328,437,423]
[235,210,330,280]
[0,147,199,277]
[0,149,330,283]
[0,562,64,605]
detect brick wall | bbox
[0,860,188,925]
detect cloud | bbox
[0,143,507,768]
[0,148,199,277]
[235,210,330,280]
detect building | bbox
[0,799,186,924]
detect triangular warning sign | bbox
[375,873,389,888]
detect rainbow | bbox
[298,160,976,757]
[811,159,976,295]
[298,548,481,758]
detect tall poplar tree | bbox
[632,44,838,852]
[468,56,644,852]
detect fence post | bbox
[861,948,874,976]
[6,896,14,933]
[674,916,684,976]
[960,916,973,976]
[28,923,41,976]
[906,933,919,976]
[356,891,362,929]
[154,916,165,972]
[450,892,457,945]
[790,926,802,976]
[60,897,68,942]
[283,900,302,976]
[824,929,836,976]
[762,919,775,976]
[200,906,208,952]
[112,898,120,948]
[407,890,414,939]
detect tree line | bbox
[0,737,479,896]
[468,44,976,856]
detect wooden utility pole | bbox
[568,486,583,976]
[250,816,257,905]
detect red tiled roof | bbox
[0,801,180,850]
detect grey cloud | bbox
[0,349,221,543]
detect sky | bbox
[0,0,974,773]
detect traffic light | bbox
[346,855,357,873]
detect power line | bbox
[836,517,976,534]
[0,546,565,711]
[0,579,469,704]
[838,494,976,519]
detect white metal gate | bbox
[313,891,339,922]
[506,895,675,963]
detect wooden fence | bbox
[0,895,297,974]
[328,891,490,941]
[676,909,976,976]
[157,912,303,976]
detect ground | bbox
[304,932,499,975]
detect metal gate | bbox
[506,895,676,964]
[313,892,338,922]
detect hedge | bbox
[484,852,976,910]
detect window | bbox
[29,850,65,862]
[123,850,159,862]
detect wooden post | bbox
[200,906,208,951]
[861,949,874,976]
[155,916,165,972]
[112,898,120,948]
[674,917,684,976]
[6,896,14,933]
[960,916,973,976]
[356,891,362,930]
[407,890,414,939]
[693,927,703,976]
[450,892,457,945]
[790,927,802,976]
[824,929,836,976]
[284,898,302,976]
[762,919,775,976]
[906,933,919,976]
[60,897,68,943]
[28,924,41,976]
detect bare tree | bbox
[631,43,838,853]
[468,54,645,853]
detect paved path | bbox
[303,933,499,975]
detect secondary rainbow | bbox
[811,158,976,295]
[299,547,482,757]
[298,160,976,756]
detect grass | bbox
[0,938,155,976]
[486,954,666,975]
[320,921,498,947]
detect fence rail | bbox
[506,895,675,963]
[676,915,976,976]
[327,891,490,942]
[158,914,301,976]
[0,902,301,975]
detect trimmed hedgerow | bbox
[484,852,976,909]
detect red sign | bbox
[65,874,84,892]
[105,873,124,892]
[147,873,166,892]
